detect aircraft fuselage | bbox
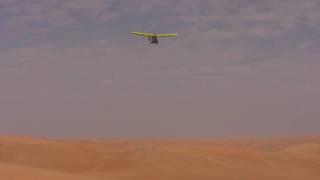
[148,36,158,44]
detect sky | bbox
[0,0,319,138]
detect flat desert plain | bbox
[0,136,319,180]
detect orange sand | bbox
[0,136,319,180]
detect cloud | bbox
[1,0,117,36]
[190,0,319,38]
[1,0,320,63]
[2,0,320,43]
[124,0,320,39]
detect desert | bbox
[0,136,319,180]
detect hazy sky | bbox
[0,0,319,138]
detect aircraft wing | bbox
[156,34,178,37]
[131,32,154,37]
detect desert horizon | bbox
[0,135,319,180]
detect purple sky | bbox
[0,0,319,138]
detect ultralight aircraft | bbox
[131,32,178,44]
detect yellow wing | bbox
[156,33,178,37]
[130,32,154,37]
[131,32,178,37]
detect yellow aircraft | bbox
[130,32,178,44]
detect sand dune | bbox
[0,162,105,180]
[0,136,319,180]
